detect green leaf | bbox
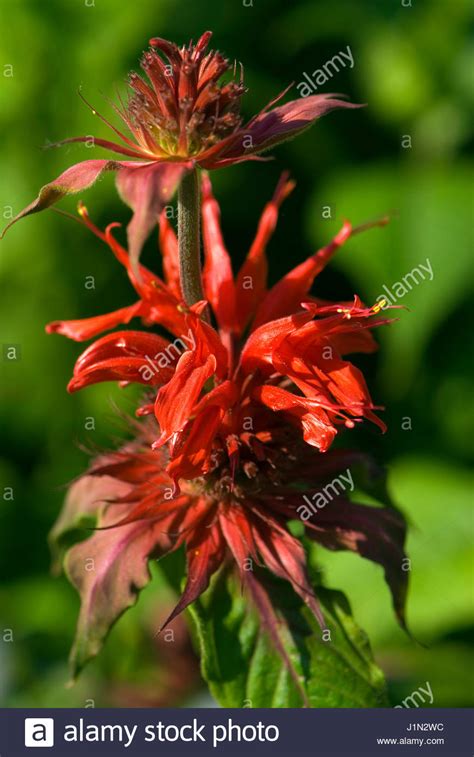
[189,568,389,708]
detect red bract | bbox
[49,174,390,481]
[2,31,361,269]
[48,175,407,680]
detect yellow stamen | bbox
[372,299,386,314]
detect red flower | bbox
[51,174,389,480]
[48,175,407,680]
[2,32,361,269]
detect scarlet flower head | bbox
[2,31,361,270]
[49,173,390,480]
[48,175,408,681]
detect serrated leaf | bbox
[189,567,389,708]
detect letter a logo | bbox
[24,718,54,747]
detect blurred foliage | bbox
[0,0,472,707]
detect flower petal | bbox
[253,221,352,329]
[184,303,229,379]
[46,301,143,341]
[167,406,224,480]
[201,173,237,333]
[115,162,190,276]
[154,352,217,443]
[73,330,171,374]
[67,357,166,392]
[330,328,378,355]
[254,385,337,451]
[232,94,363,158]
[102,223,187,337]
[253,217,389,328]
[239,310,314,375]
[168,382,239,480]
[68,330,176,391]
[52,135,151,160]
[235,172,295,332]
[250,508,325,628]
[160,518,225,630]
[273,331,386,431]
[158,210,181,297]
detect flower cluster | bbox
[48,172,407,675]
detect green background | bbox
[0,0,472,707]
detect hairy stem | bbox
[178,168,205,307]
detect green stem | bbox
[178,167,205,307]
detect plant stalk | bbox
[178,168,205,307]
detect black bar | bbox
[1,707,472,756]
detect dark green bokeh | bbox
[0,0,472,707]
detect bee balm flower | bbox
[48,175,407,680]
[2,32,361,268]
